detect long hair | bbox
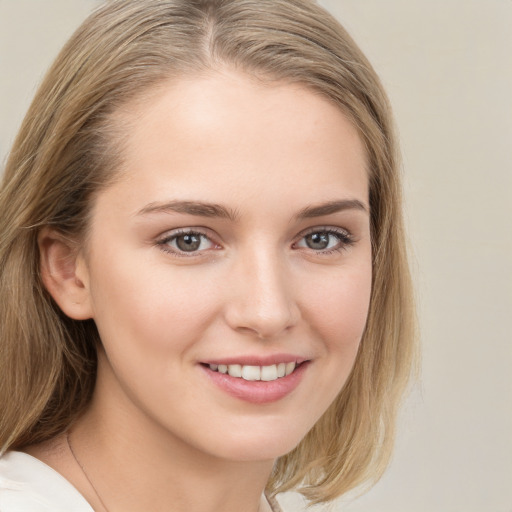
[0,0,417,503]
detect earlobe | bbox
[38,228,93,320]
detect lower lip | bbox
[200,362,309,404]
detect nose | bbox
[223,247,300,339]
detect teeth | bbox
[242,365,261,381]
[285,362,296,376]
[261,364,278,381]
[208,362,299,381]
[227,364,242,378]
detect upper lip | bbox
[201,353,310,366]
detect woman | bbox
[0,1,416,511]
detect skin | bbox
[34,69,372,512]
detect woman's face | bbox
[77,70,372,461]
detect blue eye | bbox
[295,229,353,253]
[159,230,216,255]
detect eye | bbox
[158,229,218,256]
[294,228,353,253]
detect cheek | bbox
[87,253,222,359]
[287,261,372,433]
[305,262,372,352]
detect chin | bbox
[193,419,312,463]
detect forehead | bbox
[100,70,368,216]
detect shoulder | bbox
[0,451,93,512]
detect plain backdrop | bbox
[1,1,511,511]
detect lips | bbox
[200,356,310,403]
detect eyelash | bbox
[293,227,355,255]
[156,227,354,257]
[157,229,218,257]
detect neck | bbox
[69,363,275,512]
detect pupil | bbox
[177,234,201,252]
[306,232,329,250]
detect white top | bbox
[0,450,283,512]
[0,450,93,511]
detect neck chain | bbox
[66,431,110,512]
[66,431,275,512]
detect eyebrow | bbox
[137,200,239,221]
[294,199,368,220]
[137,198,368,222]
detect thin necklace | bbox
[66,431,274,512]
[66,431,110,512]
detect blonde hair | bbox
[0,0,416,504]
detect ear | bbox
[38,227,93,320]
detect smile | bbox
[207,362,297,381]
[201,359,309,404]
